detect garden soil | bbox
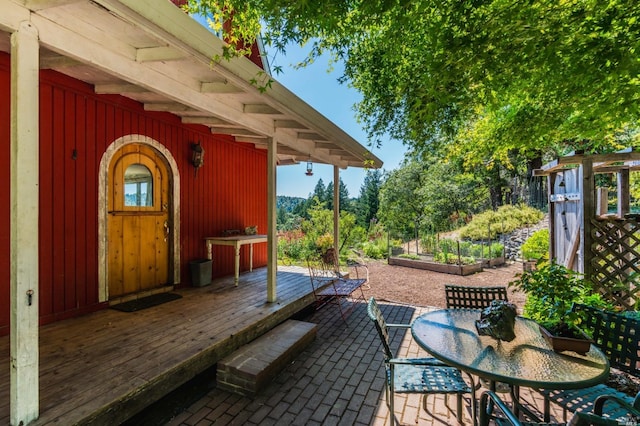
[360,259,527,309]
[359,259,640,396]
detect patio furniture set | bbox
[362,284,640,426]
[304,254,640,425]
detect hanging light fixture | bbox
[191,142,205,177]
[305,155,313,176]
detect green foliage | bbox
[190,0,640,180]
[277,229,314,265]
[278,202,367,264]
[361,238,387,259]
[509,261,613,329]
[380,157,491,237]
[425,238,503,265]
[521,229,550,261]
[458,205,544,240]
[398,253,420,260]
[433,252,476,265]
[315,233,334,252]
[356,169,382,227]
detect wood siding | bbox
[0,52,268,335]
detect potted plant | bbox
[509,260,609,354]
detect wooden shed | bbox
[534,150,640,309]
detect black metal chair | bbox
[445,284,509,309]
[445,284,512,394]
[479,390,637,426]
[539,304,640,422]
[367,297,474,425]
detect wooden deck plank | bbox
[0,266,314,425]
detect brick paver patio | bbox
[160,301,565,425]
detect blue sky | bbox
[271,48,407,198]
[189,13,406,198]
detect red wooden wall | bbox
[0,52,268,335]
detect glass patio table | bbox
[411,309,610,421]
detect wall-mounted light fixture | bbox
[191,142,205,177]
[305,156,313,176]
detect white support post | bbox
[266,136,277,302]
[10,20,40,426]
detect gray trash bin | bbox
[190,259,212,287]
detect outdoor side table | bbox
[411,308,610,423]
[205,235,268,285]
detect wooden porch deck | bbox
[0,266,315,426]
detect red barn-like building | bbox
[0,1,381,424]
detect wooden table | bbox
[205,235,268,285]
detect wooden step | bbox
[216,319,317,396]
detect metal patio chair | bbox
[445,284,512,394]
[367,297,474,425]
[445,284,509,309]
[538,303,640,422]
[479,390,637,426]
[307,248,368,322]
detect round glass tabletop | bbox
[411,309,609,390]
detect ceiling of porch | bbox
[0,0,383,170]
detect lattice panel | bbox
[590,217,640,310]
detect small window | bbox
[124,164,153,207]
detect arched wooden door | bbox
[107,143,171,298]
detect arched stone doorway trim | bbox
[98,134,181,302]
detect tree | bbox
[326,178,352,213]
[417,159,489,230]
[356,169,382,227]
[187,0,640,161]
[378,160,429,243]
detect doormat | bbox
[110,293,182,312]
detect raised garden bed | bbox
[481,256,506,268]
[388,256,483,276]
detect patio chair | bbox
[538,304,640,422]
[367,297,474,425]
[445,284,511,393]
[445,284,509,309]
[479,390,636,426]
[307,249,368,322]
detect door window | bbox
[124,163,153,207]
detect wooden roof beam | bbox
[235,136,269,146]
[94,82,149,94]
[211,127,260,137]
[182,116,231,126]
[201,81,244,94]
[297,132,327,141]
[144,102,197,112]
[274,119,307,130]
[24,0,83,11]
[243,103,280,114]
[40,53,82,69]
[136,46,186,62]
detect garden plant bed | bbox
[482,256,506,268]
[388,255,503,276]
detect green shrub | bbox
[458,205,544,240]
[521,229,549,261]
[434,238,503,259]
[398,253,420,260]
[433,252,476,265]
[361,239,387,259]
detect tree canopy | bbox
[188,0,639,162]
